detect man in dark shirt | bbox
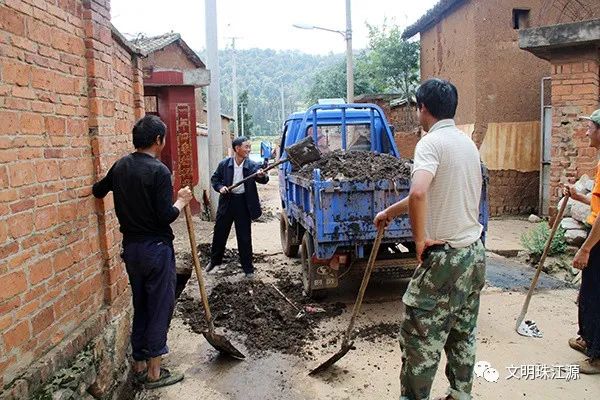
[207,136,268,278]
[93,115,192,389]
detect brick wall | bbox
[0,0,143,397]
[488,170,540,215]
[549,49,600,211]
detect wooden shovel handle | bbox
[184,205,214,331]
[343,226,385,344]
[226,159,286,191]
[516,193,570,326]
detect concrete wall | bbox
[0,0,143,397]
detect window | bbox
[307,124,372,153]
[512,8,530,29]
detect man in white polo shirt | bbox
[375,78,485,400]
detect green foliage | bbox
[366,22,420,98]
[520,222,567,257]
[237,90,254,136]
[306,20,420,103]
[216,48,341,135]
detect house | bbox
[403,0,554,215]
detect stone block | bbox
[565,229,587,246]
[561,217,586,230]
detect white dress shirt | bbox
[231,158,245,194]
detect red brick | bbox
[15,299,40,320]
[8,162,36,187]
[53,249,74,271]
[17,147,43,160]
[29,257,53,285]
[35,160,59,183]
[0,271,27,302]
[0,241,18,261]
[28,19,53,46]
[7,211,34,238]
[32,306,54,335]
[0,111,20,134]
[0,218,7,244]
[3,320,31,352]
[9,199,34,213]
[44,148,63,159]
[0,314,13,332]
[31,101,55,114]
[31,68,56,91]
[34,206,57,230]
[0,6,25,36]
[12,86,36,100]
[1,61,31,86]
[19,112,45,135]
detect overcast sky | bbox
[111,0,438,54]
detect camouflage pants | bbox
[399,240,486,400]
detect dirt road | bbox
[137,179,599,400]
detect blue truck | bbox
[278,103,419,298]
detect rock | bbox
[528,214,542,223]
[574,174,591,194]
[557,197,572,217]
[564,229,587,246]
[561,217,586,230]
[52,389,76,400]
[571,201,590,223]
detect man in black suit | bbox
[207,136,268,278]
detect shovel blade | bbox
[285,136,321,168]
[308,343,353,376]
[516,320,543,338]
[202,331,246,359]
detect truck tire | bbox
[280,212,299,257]
[300,232,326,300]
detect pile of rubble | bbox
[558,175,593,246]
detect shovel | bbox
[184,206,245,359]
[309,226,385,375]
[515,193,569,338]
[227,136,321,192]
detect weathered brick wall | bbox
[549,49,600,211]
[488,170,540,215]
[0,0,143,397]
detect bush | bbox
[520,221,567,257]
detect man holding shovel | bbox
[93,115,192,388]
[207,136,268,278]
[563,108,600,374]
[375,78,485,400]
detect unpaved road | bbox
[137,179,599,400]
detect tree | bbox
[237,90,254,137]
[306,21,420,103]
[366,21,420,98]
[306,52,383,104]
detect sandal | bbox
[133,370,147,384]
[144,367,184,389]
[568,337,587,354]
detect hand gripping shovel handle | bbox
[184,205,214,332]
[226,159,287,192]
[515,193,569,330]
[342,225,386,345]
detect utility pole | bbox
[345,0,354,103]
[228,37,239,137]
[205,0,223,218]
[240,103,245,136]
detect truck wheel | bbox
[280,212,299,257]
[300,232,326,300]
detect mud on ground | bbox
[177,275,344,357]
[294,150,412,181]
